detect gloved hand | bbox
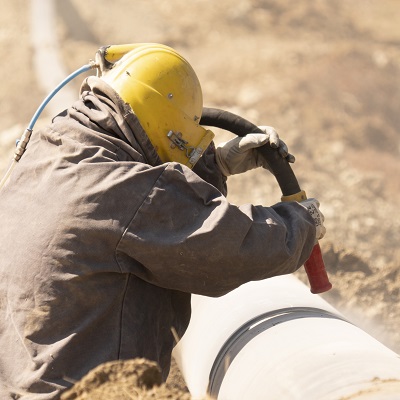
[300,198,326,242]
[215,126,295,177]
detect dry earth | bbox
[1,0,400,398]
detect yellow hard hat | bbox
[98,43,214,168]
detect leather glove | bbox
[300,198,326,242]
[215,126,295,177]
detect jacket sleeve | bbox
[116,162,316,297]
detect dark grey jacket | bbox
[0,77,316,399]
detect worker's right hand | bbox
[215,127,294,177]
[300,198,326,242]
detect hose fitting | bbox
[14,128,33,161]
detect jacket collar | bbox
[64,76,162,166]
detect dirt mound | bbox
[60,358,190,400]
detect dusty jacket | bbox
[0,77,316,399]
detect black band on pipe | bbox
[207,307,351,398]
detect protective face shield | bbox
[98,43,214,168]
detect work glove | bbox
[215,126,295,177]
[300,198,326,242]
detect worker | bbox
[0,43,325,399]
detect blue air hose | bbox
[0,62,97,189]
[14,62,97,160]
[27,63,95,131]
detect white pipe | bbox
[173,275,400,399]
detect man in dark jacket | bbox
[0,43,325,399]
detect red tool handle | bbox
[281,191,332,294]
[304,243,332,294]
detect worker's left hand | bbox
[215,126,295,176]
[300,198,326,243]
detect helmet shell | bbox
[101,43,214,167]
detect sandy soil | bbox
[1,0,400,398]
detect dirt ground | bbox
[1,0,400,398]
